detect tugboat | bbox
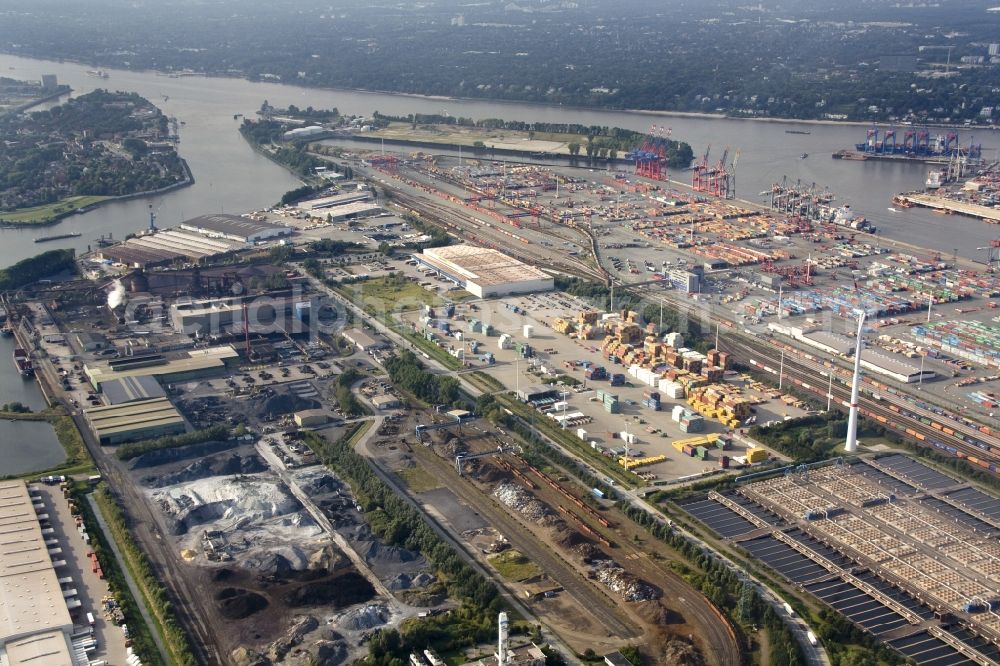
[13,347,34,378]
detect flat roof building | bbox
[101,375,167,405]
[371,395,401,410]
[170,296,315,335]
[297,191,371,211]
[179,214,291,243]
[0,480,76,666]
[84,397,186,445]
[860,349,935,384]
[416,245,553,298]
[294,409,330,428]
[343,328,387,352]
[84,346,239,389]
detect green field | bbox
[487,550,542,581]
[0,195,110,224]
[397,464,442,493]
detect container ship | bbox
[834,126,983,164]
[34,232,82,243]
[13,347,34,378]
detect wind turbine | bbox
[845,309,867,453]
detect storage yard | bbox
[678,454,1000,665]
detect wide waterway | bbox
[0,52,998,264]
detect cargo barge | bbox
[13,347,34,378]
[34,232,82,243]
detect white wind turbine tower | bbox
[845,310,867,453]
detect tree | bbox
[269,245,293,264]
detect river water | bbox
[0,335,65,476]
[1,53,999,262]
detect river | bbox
[1,53,999,262]
[0,334,65,476]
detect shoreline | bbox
[3,51,998,132]
[0,157,195,228]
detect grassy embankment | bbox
[0,195,109,224]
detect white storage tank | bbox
[523,324,534,338]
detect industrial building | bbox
[179,214,291,243]
[767,323,854,356]
[416,245,554,298]
[71,331,108,353]
[516,385,560,406]
[297,191,372,211]
[343,328,387,352]
[293,409,330,428]
[371,394,402,410]
[0,481,78,666]
[84,346,240,389]
[169,295,315,333]
[101,375,167,405]
[96,228,246,269]
[84,397,186,444]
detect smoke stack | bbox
[497,612,509,666]
[845,310,866,453]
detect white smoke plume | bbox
[107,279,127,310]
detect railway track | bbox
[409,444,641,640]
[625,284,1000,473]
[504,456,743,666]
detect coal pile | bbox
[284,571,376,608]
[144,452,266,488]
[129,439,239,468]
[216,587,270,619]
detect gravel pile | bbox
[341,604,390,631]
[595,566,661,601]
[492,483,550,522]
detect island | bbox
[0,89,192,225]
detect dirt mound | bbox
[637,600,686,626]
[284,571,376,608]
[554,528,589,549]
[474,463,512,484]
[129,439,239,468]
[216,587,269,619]
[658,638,704,666]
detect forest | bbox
[1,1,998,123]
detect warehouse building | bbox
[101,375,167,405]
[96,228,245,269]
[860,349,935,384]
[343,328,388,352]
[0,481,78,666]
[416,245,553,298]
[84,346,239,389]
[84,397,186,444]
[180,214,291,243]
[297,191,371,211]
[371,394,401,410]
[293,409,330,428]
